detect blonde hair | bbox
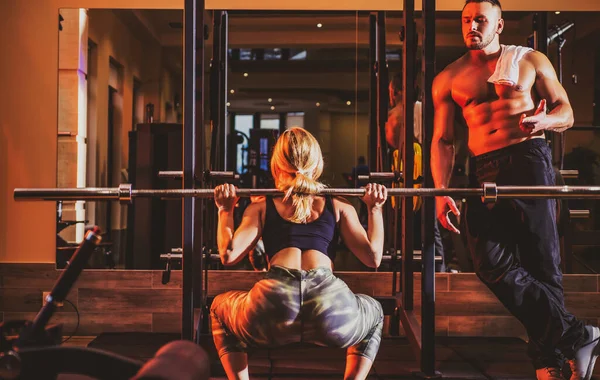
[270,127,325,223]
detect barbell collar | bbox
[482,182,498,204]
[118,184,133,204]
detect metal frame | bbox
[377,11,389,172]
[210,10,229,172]
[399,0,415,306]
[533,12,560,167]
[182,0,205,341]
[369,13,378,171]
[418,0,438,376]
[368,12,389,173]
[396,0,438,376]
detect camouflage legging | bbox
[210,265,383,361]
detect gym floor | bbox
[62,333,600,379]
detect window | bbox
[234,114,253,174]
[260,113,280,130]
[228,48,305,61]
[286,112,304,129]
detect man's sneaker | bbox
[536,367,566,380]
[569,325,600,380]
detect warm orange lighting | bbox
[555,11,561,14]
[316,102,321,107]
[270,106,275,110]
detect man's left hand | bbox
[520,99,548,134]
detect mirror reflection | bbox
[55,9,600,275]
[56,8,183,269]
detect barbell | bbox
[13,183,600,204]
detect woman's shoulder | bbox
[246,196,267,213]
[331,196,354,213]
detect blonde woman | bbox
[211,127,386,380]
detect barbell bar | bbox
[12,183,600,204]
[157,170,240,182]
[357,171,403,182]
[355,169,578,183]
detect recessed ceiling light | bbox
[346,101,352,106]
[316,102,321,107]
[268,98,273,103]
[317,23,323,28]
[270,106,275,110]
[230,89,235,94]
[226,102,231,107]
[243,72,249,77]
[555,11,561,14]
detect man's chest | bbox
[451,62,536,107]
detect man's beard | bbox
[466,31,496,50]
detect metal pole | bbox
[209,11,228,172]
[533,12,549,55]
[15,184,600,201]
[420,0,440,376]
[183,0,205,341]
[377,11,389,172]
[533,13,557,165]
[401,0,416,312]
[557,37,566,170]
[369,14,378,172]
[193,2,206,343]
[220,12,229,171]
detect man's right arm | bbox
[431,71,456,189]
[431,71,461,233]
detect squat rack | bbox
[179,0,441,376]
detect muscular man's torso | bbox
[448,52,544,156]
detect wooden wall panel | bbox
[78,289,181,313]
[75,271,153,289]
[0,263,57,288]
[1,264,600,339]
[152,312,181,333]
[448,316,527,339]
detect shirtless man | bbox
[431,1,599,379]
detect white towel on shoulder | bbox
[487,44,533,87]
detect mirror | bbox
[433,10,600,275]
[56,8,183,269]
[55,8,600,275]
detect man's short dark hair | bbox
[464,0,502,10]
[358,156,366,165]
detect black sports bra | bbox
[261,196,338,262]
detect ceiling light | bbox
[268,98,273,103]
[230,89,235,94]
[316,102,321,107]
[243,72,249,77]
[226,102,231,107]
[346,101,352,106]
[555,11,561,14]
[317,23,323,28]
[270,106,275,110]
